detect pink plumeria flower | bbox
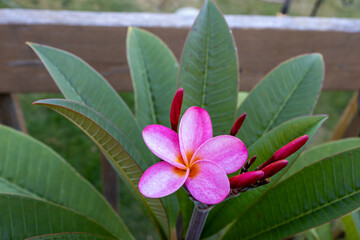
[138,106,248,204]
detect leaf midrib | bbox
[257,59,316,136]
[243,188,360,240]
[200,7,211,109]
[132,31,158,124]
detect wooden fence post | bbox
[101,154,119,212]
[331,91,360,140]
[0,93,27,133]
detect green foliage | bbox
[178,0,239,136]
[222,146,360,239]
[127,27,178,128]
[0,194,117,240]
[202,115,327,238]
[237,54,324,147]
[33,99,169,239]
[282,138,360,180]
[27,43,156,171]
[0,125,133,240]
[19,93,102,190]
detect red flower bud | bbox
[243,155,257,171]
[258,135,309,169]
[230,113,246,136]
[261,160,288,179]
[170,88,183,132]
[229,170,264,189]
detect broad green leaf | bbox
[127,27,178,128]
[178,0,239,136]
[237,54,324,147]
[222,147,360,240]
[343,212,360,240]
[34,99,169,239]
[281,137,360,181]
[27,43,156,171]
[202,115,327,238]
[25,233,116,240]
[127,28,180,236]
[0,125,133,240]
[0,193,116,239]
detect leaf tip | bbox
[32,100,42,105]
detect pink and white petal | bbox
[139,161,189,198]
[191,135,248,174]
[185,160,229,205]
[179,106,213,163]
[143,125,186,169]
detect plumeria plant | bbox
[138,88,309,239]
[1,0,360,239]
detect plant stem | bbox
[185,202,211,240]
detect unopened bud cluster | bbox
[228,115,309,196]
[169,88,309,201]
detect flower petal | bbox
[191,135,248,174]
[185,160,229,204]
[143,125,186,169]
[139,161,189,198]
[179,106,213,164]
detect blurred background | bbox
[1,0,359,239]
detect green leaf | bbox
[343,212,360,240]
[178,0,239,136]
[237,54,324,147]
[222,146,360,240]
[127,27,178,128]
[27,42,156,171]
[126,28,180,235]
[202,115,327,238]
[25,233,116,240]
[34,99,169,239]
[281,137,360,181]
[0,125,133,240]
[0,193,116,239]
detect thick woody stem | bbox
[185,202,211,240]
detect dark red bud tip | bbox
[170,88,183,132]
[244,155,257,171]
[230,113,246,136]
[261,160,288,179]
[229,171,264,189]
[258,135,309,170]
[272,135,309,161]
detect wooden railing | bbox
[1,9,359,209]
